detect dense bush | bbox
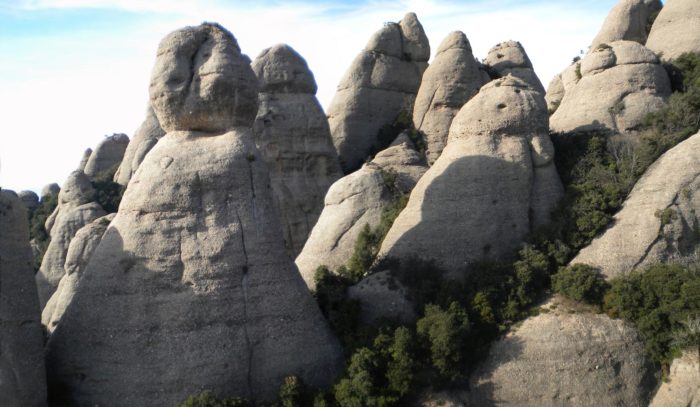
[416,302,471,383]
[27,192,59,270]
[552,264,609,305]
[92,164,125,214]
[176,391,251,407]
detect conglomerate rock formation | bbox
[413,31,484,164]
[44,23,342,406]
[649,350,700,407]
[251,44,342,257]
[0,190,47,407]
[484,41,545,94]
[550,40,671,135]
[35,170,106,307]
[83,133,130,179]
[327,12,430,173]
[646,0,700,60]
[378,76,563,278]
[114,106,165,186]
[572,132,700,279]
[590,0,662,50]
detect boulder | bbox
[550,40,671,135]
[0,191,47,407]
[18,190,39,212]
[545,60,582,113]
[327,13,430,173]
[590,0,663,50]
[45,23,342,406]
[378,76,563,278]
[413,31,485,164]
[40,183,60,199]
[650,350,700,407]
[83,133,130,179]
[484,41,545,94]
[572,132,700,278]
[42,213,115,334]
[252,44,343,257]
[646,0,700,60]
[114,106,165,186]
[347,270,416,325]
[468,297,657,406]
[296,133,428,288]
[35,170,106,307]
[78,148,92,171]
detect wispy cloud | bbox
[0,0,616,193]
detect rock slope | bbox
[550,40,671,135]
[45,23,341,406]
[572,132,700,278]
[35,170,106,307]
[646,0,700,60]
[413,31,484,164]
[327,13,430,173]
[296,133,428,288]
[252,44,342,257]
[114,106,165,186]
[83,133,130,179]
[379,76,563,278]
[649,350,700,407]
[0,190,47,407]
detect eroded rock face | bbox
[572,132,700,279]
[41,183,60,199]
[42,213,115,334]
[590,0,663,50]
[78,148,92,171]
[0,191,47,407]
[114,106,165,186]
[83,133,130,179]
[327,12,430,173]
[252,44,342,257]
[45,23,341,406]
[413,31,484,164]
[646,0,700,60]
[545,61,582,113]
[18,190,39,212]
[35,170,106,308]
[650,350,700,407]
[296,133,428,288]
[468,297,657,406]
[378,76,563,278]
[550,40,671,134]
[484,41,545,94]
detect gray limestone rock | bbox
[18,190,39,212]
[484,41,545,94]
[378,76,563,278]
[590,0,663,50]
[0,191,47,407]
[83,133,130,179]
[252,44,342,257]
[347,270,416,325]
[327,13,430,173]
[646,0,700,60]
[650,350,700,407]
[35,170,107,308]
[45,23,342,406]
[42,214,115,334]
[413,31,485,164]
[296,133,428,288]
[550,40,671,135]
[468,297,657,406]
[114,106,165,186]
[572,132,700,279]
[77,148,92,171]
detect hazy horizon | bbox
[0,0,619,194]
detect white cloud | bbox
[0,0,615,193]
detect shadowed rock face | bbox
[572,132,700,279]
[252,44,342,257]
[84,133,130,178]
[484,41,545,94]
[0,191,47,407]
[327,12,430,173]
[45,23,342,406]
[378,76,563,278]
[18,190,39,211]
[41,183,60,199]
[646,0,700,60]
[296,133,428,288]
[114,106,165,186]
[413,31,485,165]
[590,0,662,50]
[550,40,671,135]
[468,297,657,406]
[35,170,106,308]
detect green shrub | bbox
[654,208,678,226]
[277,376,305,407]
[416,302,470,383]
[175,391,251,407]
[552,264,609,305]
[91,164,125,214]
[313,266,361,350]
[28,192,59,270]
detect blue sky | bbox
[0,0,619,193]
